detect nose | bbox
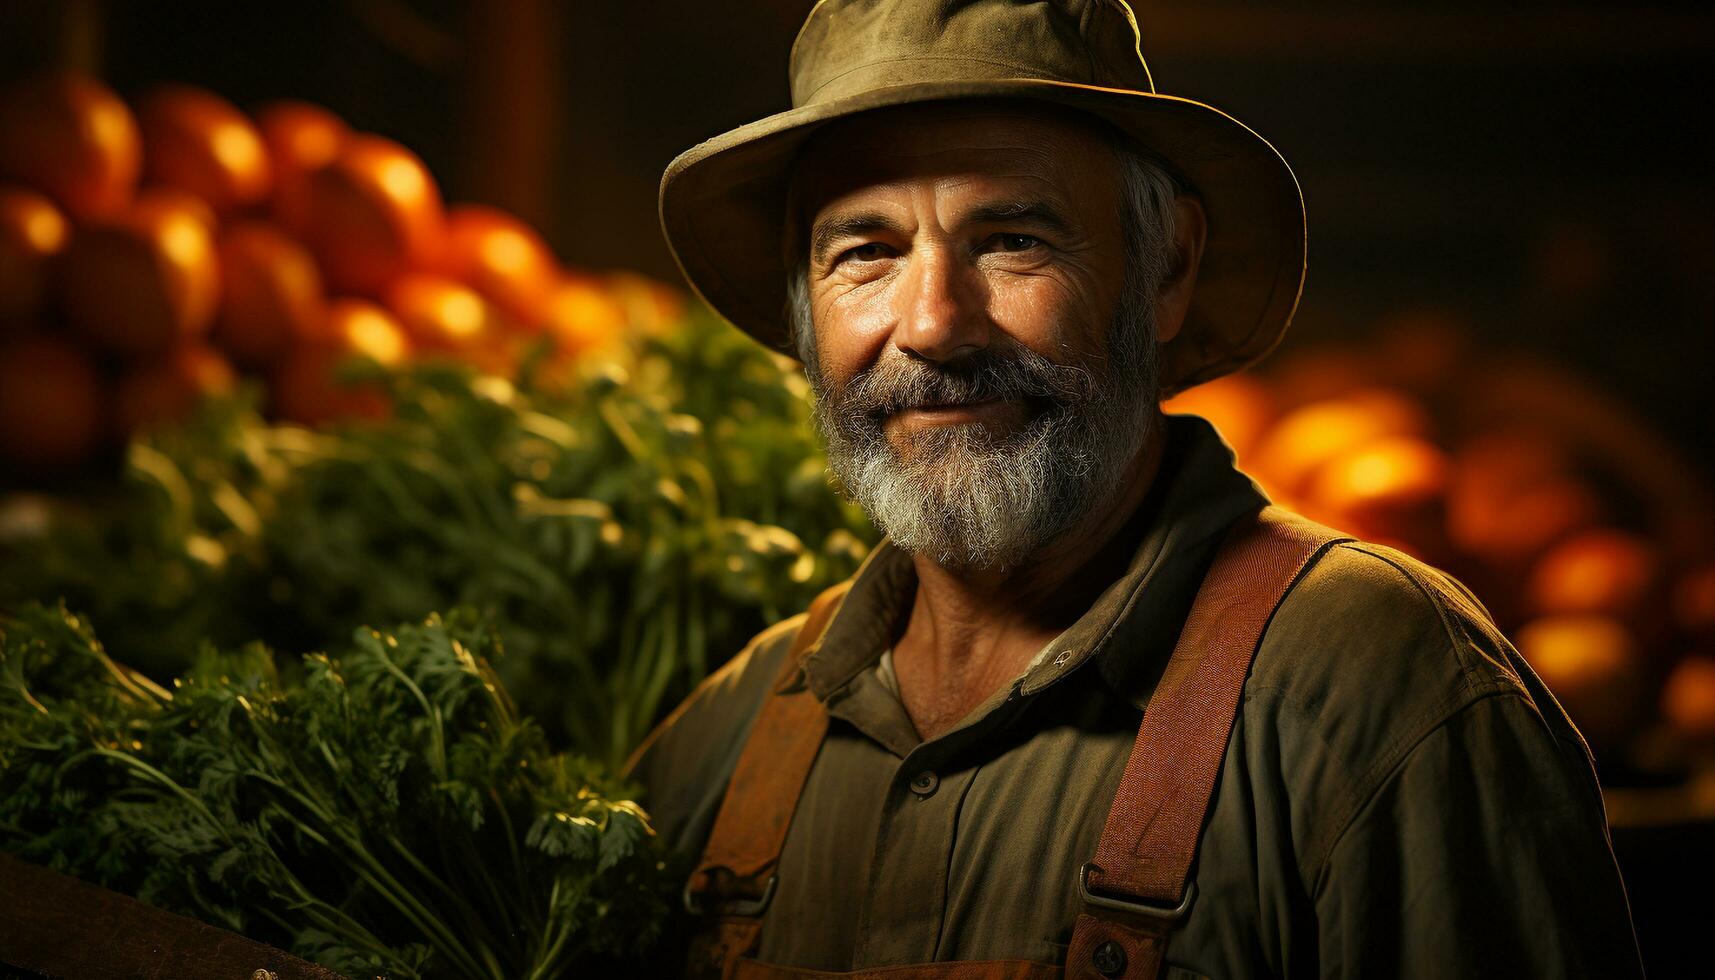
[892,245,990,364]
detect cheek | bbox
[814,284,899,384]
[983,274,1092,355]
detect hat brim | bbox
[659,78,1305,395]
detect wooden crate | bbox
[0,853,348,980]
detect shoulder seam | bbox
[1325,542,1488,681]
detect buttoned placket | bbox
[786,539,1149,967]
[820,655,1081,965]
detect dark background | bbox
[3,1,1712,975]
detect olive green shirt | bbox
[632,415,1644,978]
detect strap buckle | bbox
[1078,863,1197,922]
[683,872,778,917]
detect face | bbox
[790,103,1175,570]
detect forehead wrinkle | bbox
[808,169,1080,233]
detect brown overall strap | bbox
[686,580,853,979]
[689,506,1346,980]
[1064,506,1348,979]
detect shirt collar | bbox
[800,414,1268,710]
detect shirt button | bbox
[908,770,939,797]
[1092,939,1127,977]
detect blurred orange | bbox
[138,85,271,213]
[1161,372,1274,461]
[1446,429,1599,566]
[1516,614,1647,746]
[213,221,324,368]
[543,275,627,358]
[0,186,69,325]
[1249,388,1428,498]
[1458,474,1601,569]
[1662,655,1715,743]
[385,273,499,351]
[0,73,141,221]
[1459,357,1715,563]
[140,186,218,230]
[1527,528,1660,620]
[255,101,349,237]
[1310,435,1448,543]
[302,134,442,295]
[606,271,686,336]
[113,343,237,437]
[1265,347,1375,410]
[435,205,558,328]
[314,297,411,366]
[272,300,410,427]
[58,189,220,356]
[0,332,105,468]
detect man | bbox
[632,1,1645,977]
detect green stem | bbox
[598,400,650,462]
[89,749,231,842]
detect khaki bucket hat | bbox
[659,0,1306,394]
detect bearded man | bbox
[629,2,1645,978]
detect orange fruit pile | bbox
[0,74,683,474]
[1165,313,1715,763]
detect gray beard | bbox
[807,289,1160,572]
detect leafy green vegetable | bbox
[1,601,675,979]
[0,308,874,767]
[0,305,872,971]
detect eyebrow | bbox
[809,211,904,268]
[808,197,1077,268]
[960,199,1076,238]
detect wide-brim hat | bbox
[659,0,1306,395]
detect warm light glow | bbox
[211,122,264,173]
[89,100,130,149]
[345,309,408,365]
[1528,530,1656,617]
[1251,391,1425,495]
[1259,407,1374,486]
[1161,373,1274,460]
[158,215,209,267]
[480,230,532,274]
[1517,615,1633,688]
[1329,438,1445,502]
[434,287,485,341]
[1342,451,1401,497]
[1663,657,1715,737]
[546,284,625,354]
[378,157,425,201]
[22,205,68,253]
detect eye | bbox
[992,233,1043,253]
[839,242,892,264]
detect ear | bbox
[1151,195,1207,346]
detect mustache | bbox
[830,343,1103,422]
